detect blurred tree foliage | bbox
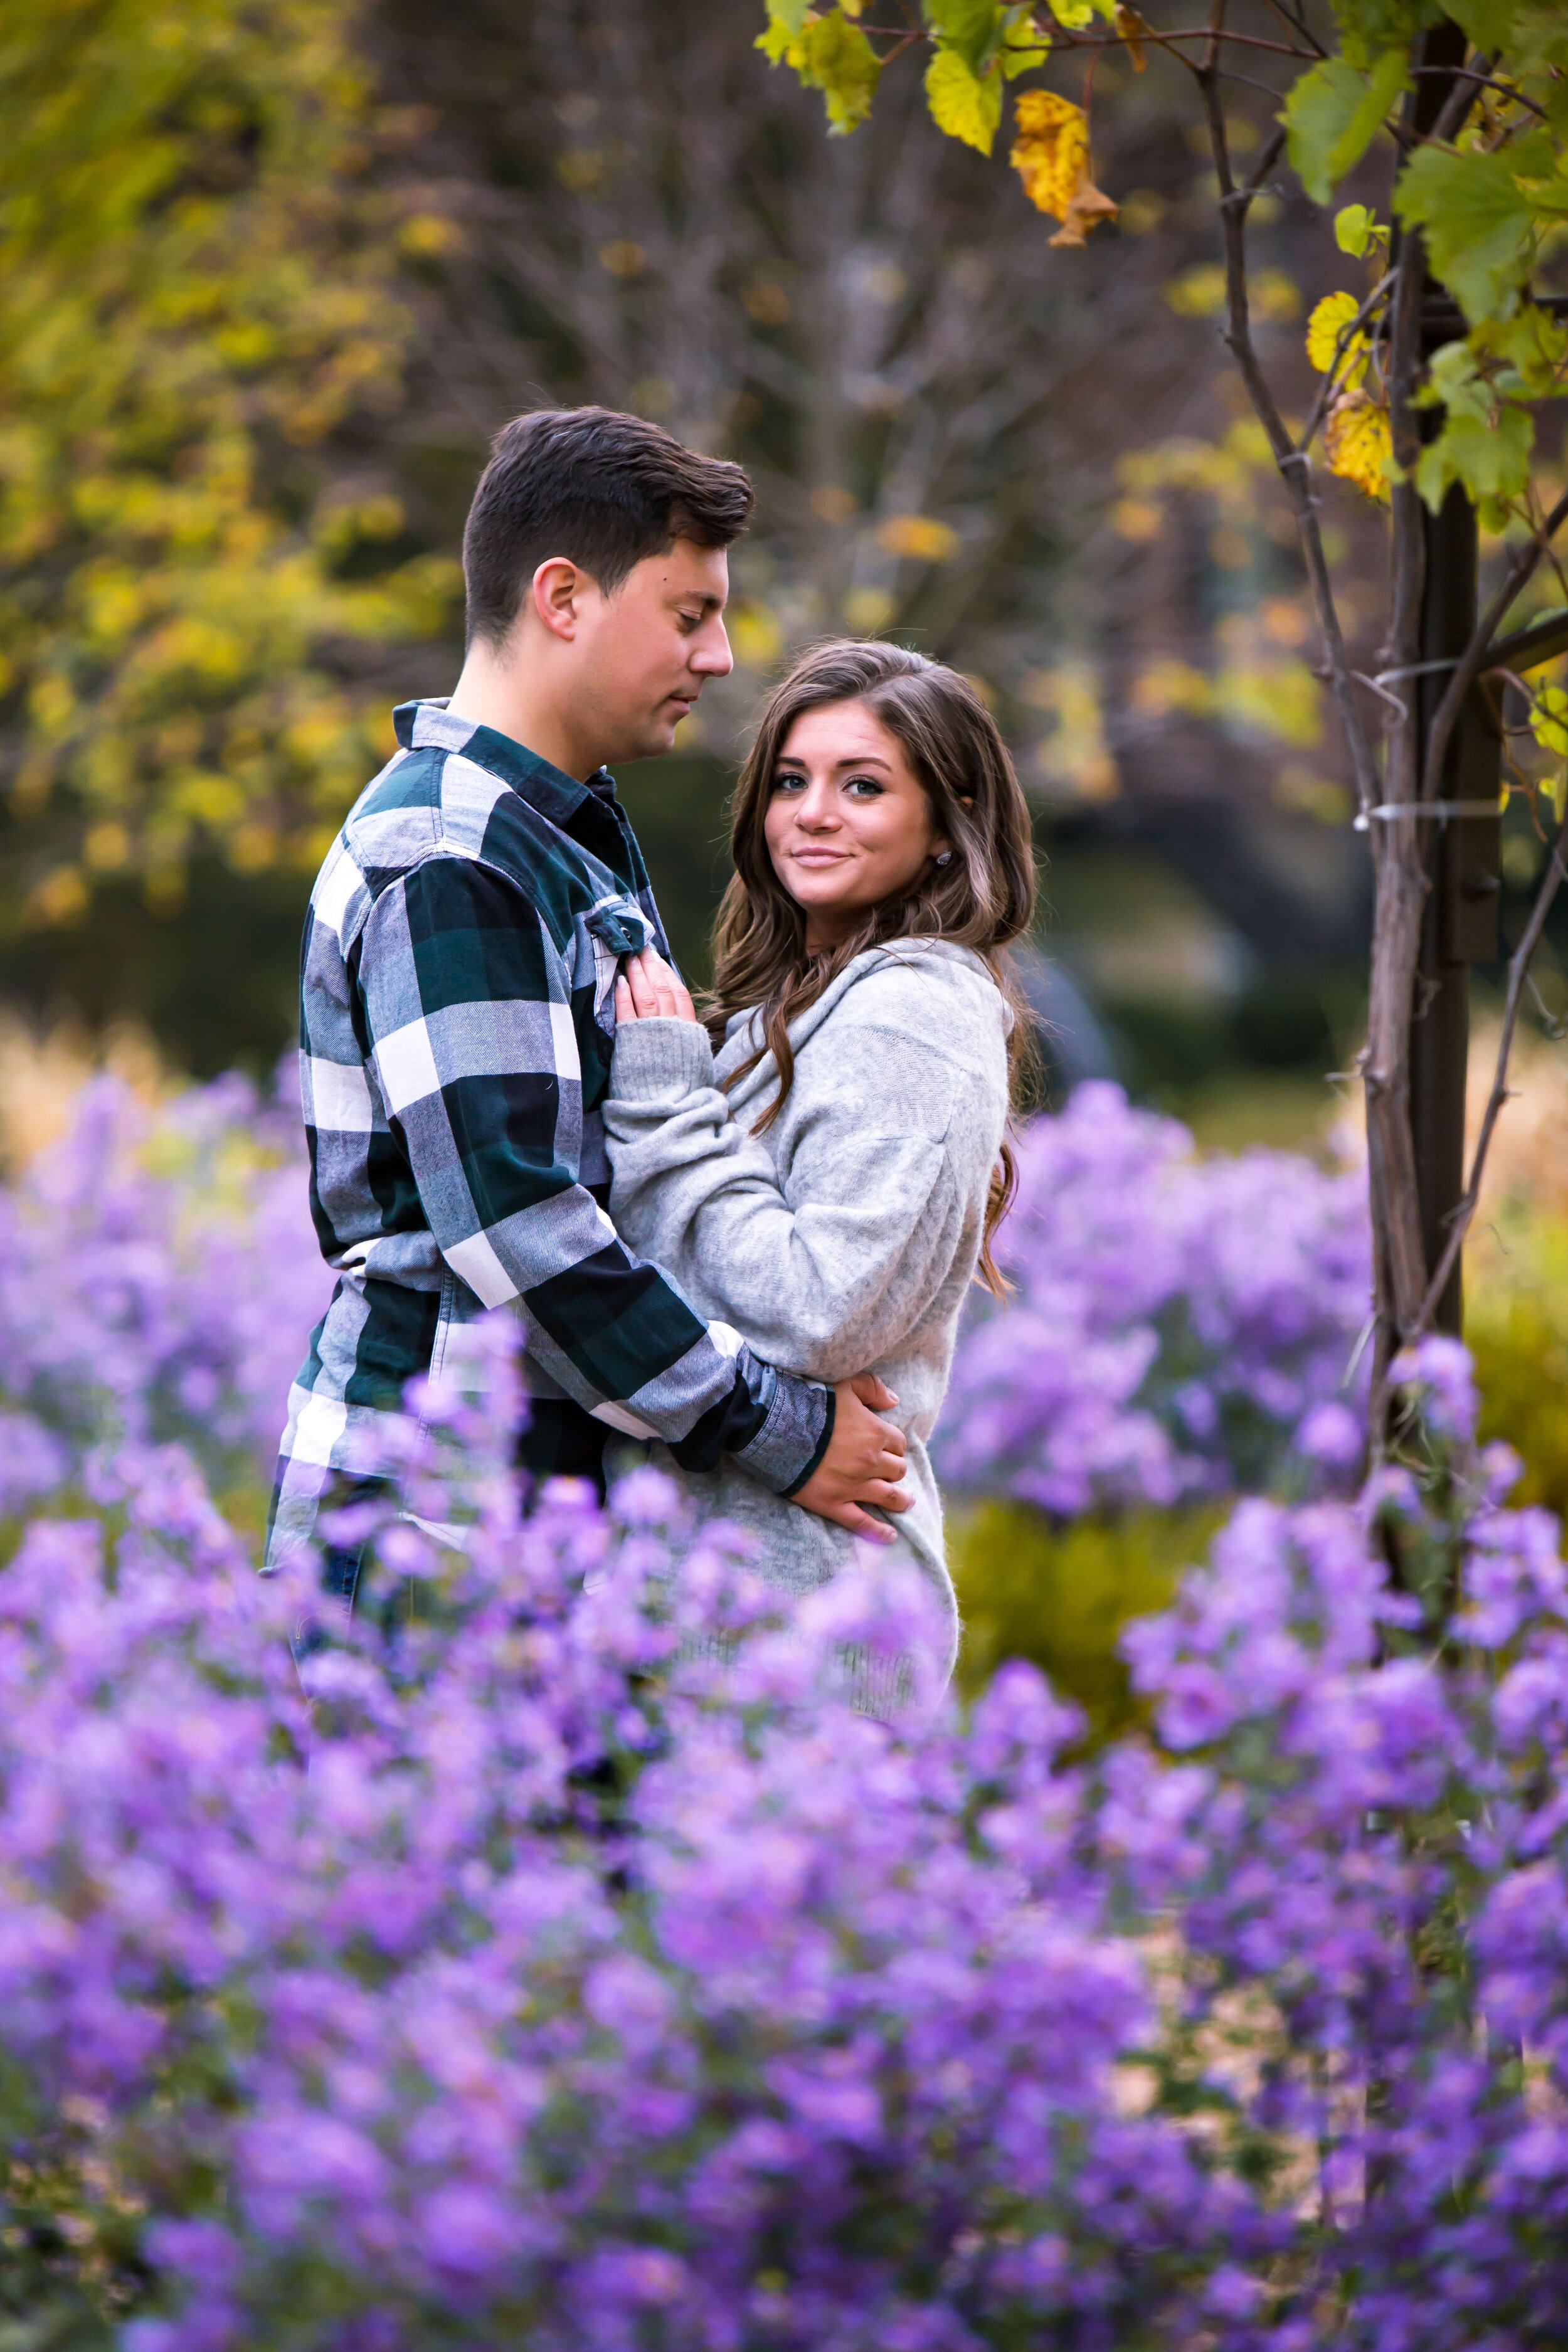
[0,0,460,921]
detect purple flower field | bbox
[3,1078,1566,2346]
[936,1082,1371,1514]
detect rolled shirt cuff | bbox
[736,1362,835,1497]
[665,1344,834,1497]
[608,1015,714,1102]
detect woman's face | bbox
[764,699,948,950]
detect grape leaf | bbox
[768,9,882,132]
[1306,290,1365,374]
[1414,403,1534,514]
[1010,88,1088,218]
[1395,140,1542,325]
[926,50,1004,153]
[924,0,1004,77]
[1281,51,1409,206]
[1324,388,1392,502]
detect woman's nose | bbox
[795,785,840,830]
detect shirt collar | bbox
[391,699,619,825]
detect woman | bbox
[603,639,1036,1692]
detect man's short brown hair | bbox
[461,406,755,649]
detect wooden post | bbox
[1404,24,1502,1338]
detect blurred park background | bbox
[5,0,1568,1725]
[3,0,1565,1133]
[0,0,1465,1129]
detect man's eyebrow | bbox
[677,589,725,613]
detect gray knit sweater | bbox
[602,938,1011,1689]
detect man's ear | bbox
[530,558,586,644]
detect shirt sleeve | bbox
[351,856,832,1495]
[603,1012,973,1388]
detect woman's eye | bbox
[771,772,807,793]
[845,775,885,798]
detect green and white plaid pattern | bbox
[267,699,831,1564]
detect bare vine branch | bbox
[1412,831,1568,1333]
[1423,487,1568,805]
[1192,48,1381,820]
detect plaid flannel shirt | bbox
[267,698,832,1565]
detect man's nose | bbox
[692,618,734,679]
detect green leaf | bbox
[1439,0,1517,53]
[924,48,1003,152]
[1396,140,1539,324]
[1001,5,1049,76]
[1414,339,1491,423]
[755,0,810,62]
[924,0,1004,75]
[1333,202,1385,257]
[1281,51,1410,206]
[1413,401,1534,512]
[780,11,882,133]
[1531,683,1568,762]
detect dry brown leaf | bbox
[1114,4,1150,71]
[1049,179,1121,247]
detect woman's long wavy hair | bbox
[709,638,1038,1296]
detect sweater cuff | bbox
[608,1015,714,1103]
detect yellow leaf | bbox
[1010,90,1087,221]
[925,49,1002,156]
[1306,290,1364,375]
[728,601,785,669]
[1010,90,1118,243]
[1324,388,1392,502]
[878,514,961,562]
[1115,3,1150,70]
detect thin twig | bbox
[1197,59,1381,818]
[1412,832,1568,1332]
[1421,487,1568,805]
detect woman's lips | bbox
[790,847,849,866]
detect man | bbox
[267,406,909,1581]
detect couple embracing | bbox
[268,406,1034,1693]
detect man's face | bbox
[573,539,733,765]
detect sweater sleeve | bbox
[602,1009,974,1387]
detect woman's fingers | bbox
[850,1372,901,1412]
[621,954,662,1018]
[861,1479,913,1512]
[613,973,638,1023]
[628,946,699,1023]
[818,1502,898,1544]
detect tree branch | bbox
[1422,487,1568,806]
[1412,831,1568,1333]
[1196,62,1380,818]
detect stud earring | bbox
[935,850,953,867]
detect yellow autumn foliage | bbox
[1305,289,1369,388]
[0,0,459,904]
[1009,89,1119,246]
[1324,388,1392,502]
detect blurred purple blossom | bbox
[937,1083,1372,1512]
[0,1067,331,1503]
[0,1304,1554,2344]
